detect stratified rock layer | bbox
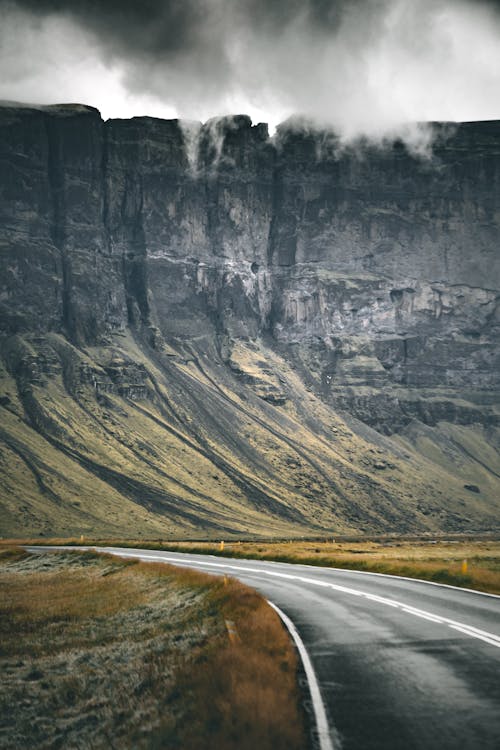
[0,103,498,537]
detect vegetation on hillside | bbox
[1,331,498,539]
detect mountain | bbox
[0,102,498,538]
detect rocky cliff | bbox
[0,102,498,538]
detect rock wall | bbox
[1,103,498,434]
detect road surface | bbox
[28,546,500,749]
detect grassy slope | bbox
[0,549,307,750]
[0,329,499,538]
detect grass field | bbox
[0,548,308,750]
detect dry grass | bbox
[155,578,307,750]
[0,554,147,658]
[0,550,307,750]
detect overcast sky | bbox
[1,0,500,140]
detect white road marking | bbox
[268,601,335,750]
[296,562,500,600]
[109,550,500,649]
[401,610,444,624]
[364,594,399,607]
[448,626,500,648]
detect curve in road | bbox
[28,547,500,750]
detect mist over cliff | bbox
[0,102,498,538]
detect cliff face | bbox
[0,103,498,538]
[0,104,124,341]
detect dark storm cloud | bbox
[0,0,375,120]
[2,0,355,56]
[2,0,209,56]
[1,0,500,146]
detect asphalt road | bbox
[29,547,500,749]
